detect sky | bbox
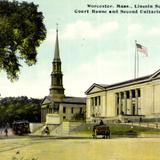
[1,0,160,98]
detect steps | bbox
[69,122,83,132]
[30,122,86,136]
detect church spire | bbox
[50,27,65,101]
[54,27,60,61]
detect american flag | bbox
[136,43,148,56]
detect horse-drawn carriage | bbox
[92,124,111,139]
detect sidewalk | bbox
[0,128,15,139]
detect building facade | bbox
[41,29,86,123]
[85,70,160,122]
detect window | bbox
[49,108,52,113]
[54,63,57,70]
[121,93,124,99]
[63,107,66,113]
[71,107,74,114]
[80,107,83,114]
[126,91,129,99]
[95,97,97,106]
[92,96,101,106]
[53,104,59,113]
[58,65,61,71]
[116,93,119,103]
[57,77,61,85]
[98,96,101,105]
[132,90,135,98]
[138,89,141,97]
[63,116,66,120]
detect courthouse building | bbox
[85,69,160,122]
[41,29,86,123]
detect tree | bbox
[0,96,42,124]
[0,0,46,80]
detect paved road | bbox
[0,137,160,160]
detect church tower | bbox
[50,28,65,101]
[41,27,86,123]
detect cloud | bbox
[0,67,50,98]
[63,50,132,97]
[46,20,119,42]
[127,24,160,37]
[127,24,142,37]
[46,29,56,43]
[0,77,49,98]
[148,27,160,35]
[62,20,119,39]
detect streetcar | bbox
[12,121,30,135]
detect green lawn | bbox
[77,123,160,137]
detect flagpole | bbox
[135,42,148,78]
[137,45,139,78]
[134,40,137,79]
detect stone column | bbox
[118,92,122,115]
[124,91,127,114]
[41,108,43,122]
[101,95,106,117]
[135,89,138,115]
[115,93,118,116]
[129,90,132,115]
[97,97,99,107]
[86,98,91,121]
[43,109,47,122]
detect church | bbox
[41,29,86,123]
[85,69,160,123]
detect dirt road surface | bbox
[0,137,160,160]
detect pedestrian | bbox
[45,126,50,135]
[99,120,104,125]
[4,128,8,136]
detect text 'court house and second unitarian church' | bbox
[41,29,160,123]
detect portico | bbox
[116,88,140,116]
[85,69,160,122]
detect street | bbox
[0,136,160,160]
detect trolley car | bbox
[12,121,30,135]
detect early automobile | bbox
[92,124,111,139]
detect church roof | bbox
[62,96,86,104]
[41,96,86,105]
